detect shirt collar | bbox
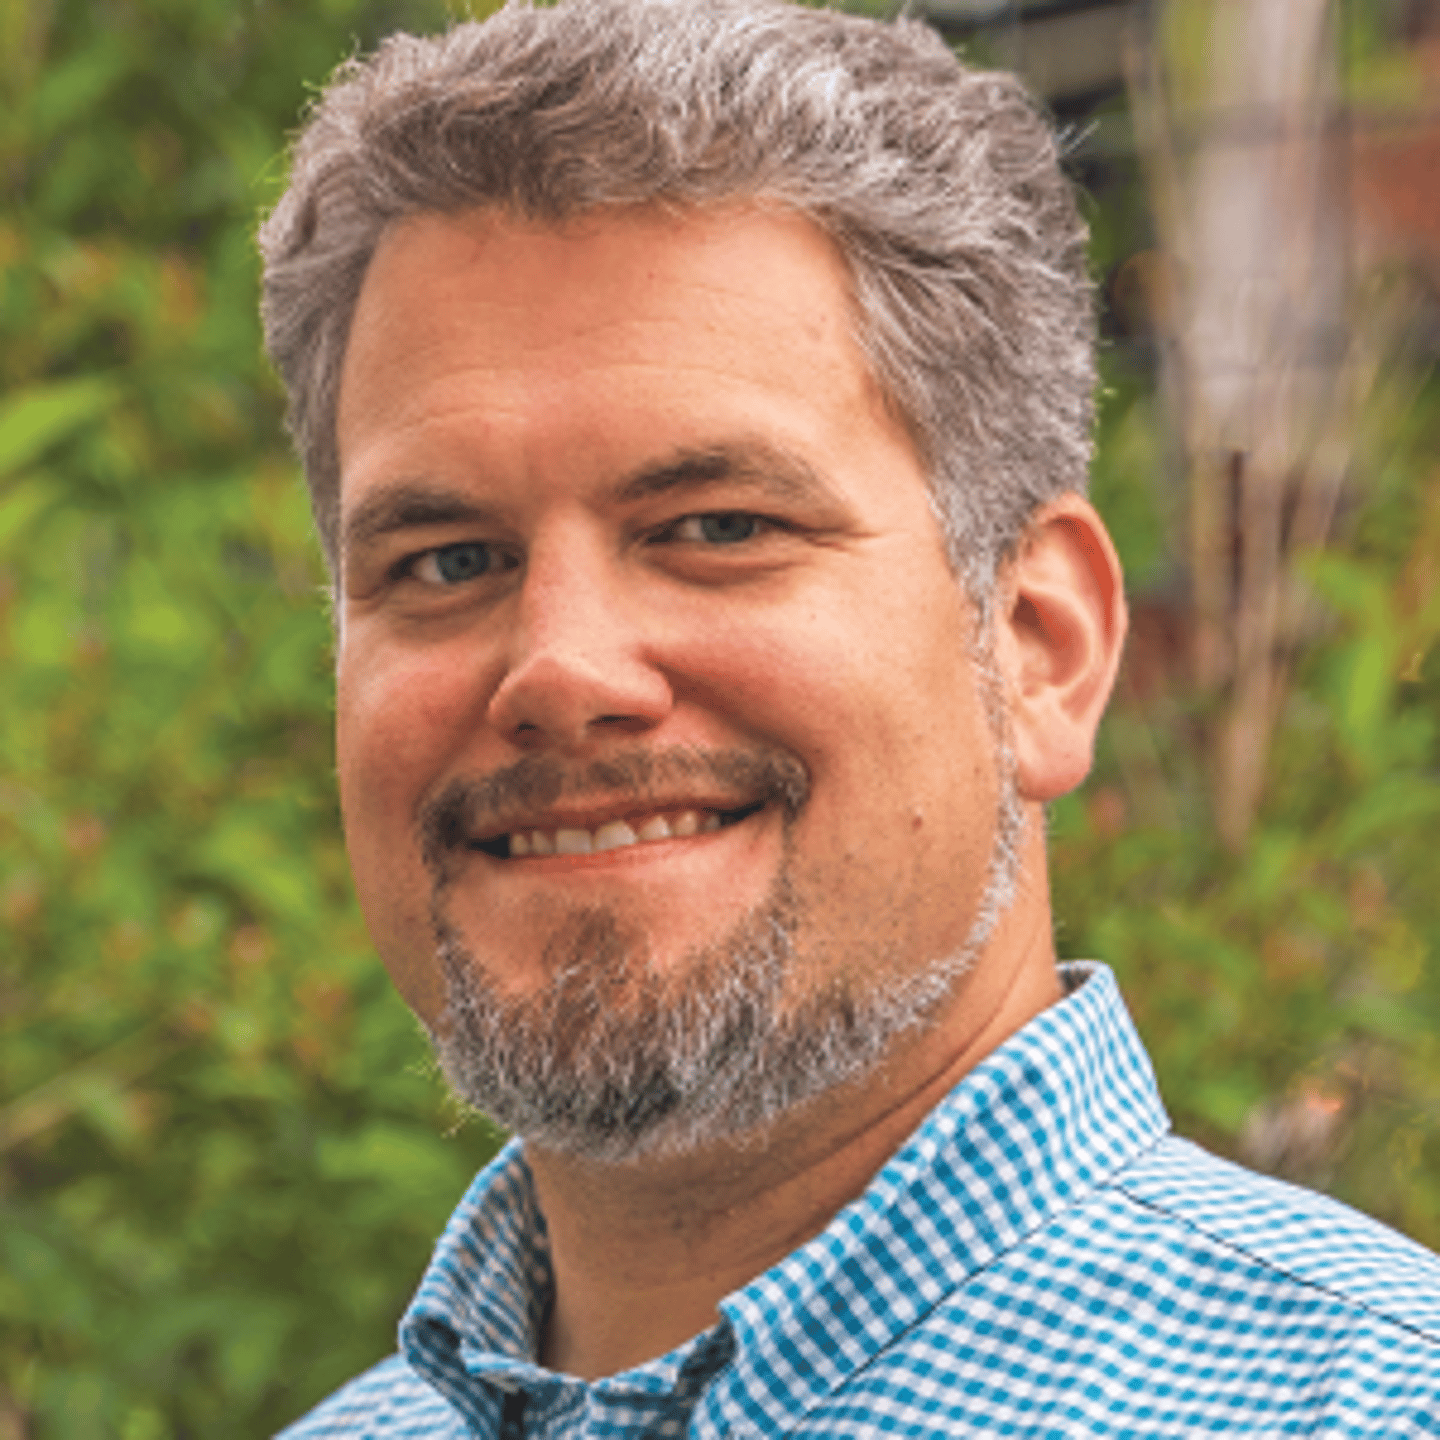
[400,1133,551,1431]
[399,962,1169,1427]
[704,961,1170,1429]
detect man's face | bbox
[334,204,1018,1154]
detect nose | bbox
[485,542,674,750]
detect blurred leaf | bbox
[4,2,1439,1436]
[0,376,118,479]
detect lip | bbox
[484,821,745,872]
[466,798,767,860]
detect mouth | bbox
[467,801,767,859]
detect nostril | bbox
[509,721,546,749]
[592,714,657,736]
[485,646,675,747]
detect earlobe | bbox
[996,495,1127,802]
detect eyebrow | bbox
[341,441,837,558]
[612,441,832,505]
[342,484,500,557]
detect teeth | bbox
[594,819,638,852]
[501,806,739,857]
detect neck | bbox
[527,827,1064,1379]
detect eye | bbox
[671,512,765,545]
[411,541,515,586]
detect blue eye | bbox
[414,542,508,585]
[699,513,758,544]
[687,513,761,545]
[436,543,493,582]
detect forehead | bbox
[333,202,949,572]
[354,200,857,319]
[338,203,884,445]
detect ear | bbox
[994,495,1127,802]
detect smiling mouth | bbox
[468,801,766,859]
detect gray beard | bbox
[423,749,1025,1163]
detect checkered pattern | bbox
[280,965,1440,1436]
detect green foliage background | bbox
[1,0,1437,1435]
[1057,361,1440,1239]
[1,2,507,1433]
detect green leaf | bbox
[31,47,133,140]
[0,377,119,479]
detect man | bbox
[260,0,1440,1433]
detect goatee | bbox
[419,745,1023,1162]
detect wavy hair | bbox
[258,0,1095,605]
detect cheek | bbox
[726,601,995,916]
[672,598,854,718]
[699,597,969,762]
[336,640,492,817]
[335,644,492,1015]
[339,648,498,950]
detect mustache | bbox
[417,746,810,875]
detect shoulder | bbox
[1115,1134,1440,1339]
[799,1138,1440,1437]
[276,1354,469,1438]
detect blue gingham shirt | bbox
[282,964,1440,1435]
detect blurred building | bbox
[913,0,1440,353]
[909,0,1440,842]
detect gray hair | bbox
[258,0,1095,605]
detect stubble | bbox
[420,742,1024,1162]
